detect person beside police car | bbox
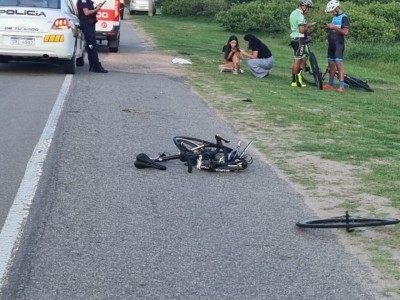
[76,0,108,73]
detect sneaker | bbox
[232,69,238,75]
[291,81,306,87]
[296,81,307,87]
[323,84,334,90]
[295,75,306,87]
[336,87,345,92]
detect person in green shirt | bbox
[290,0,314,87]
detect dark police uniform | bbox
[76,0,108,73]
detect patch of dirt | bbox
[103,21,183,76]
[125,19,400,299]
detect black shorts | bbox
[328,42,345,62]
[291,37,306,58]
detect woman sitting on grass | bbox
[240,34,274,78]
[218,35,243,75]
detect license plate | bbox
[10,38,35,46]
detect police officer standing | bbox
[77,0,108,73]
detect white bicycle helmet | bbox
[325,0,340,12]
[299,0,313,8]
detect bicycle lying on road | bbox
[296,211,399,232]
[134,135,253,173]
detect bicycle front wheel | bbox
[344,75,374,92]
[309,52,323,90]
[296,217,399,229]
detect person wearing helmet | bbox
[323,0,349,92]
[290,0,314,87]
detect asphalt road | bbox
[0,63,65,231]
[0,19,391,299]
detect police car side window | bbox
[19,0,48,7]
[47,0,60,8]
[0,0,19,6]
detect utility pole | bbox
[148,0,153,16]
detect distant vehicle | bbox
[0,0,85,74]
[95,0,121,52]
[129,0,155,15]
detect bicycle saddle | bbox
[134,153,167,170]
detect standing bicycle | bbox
[289,0,315,88]
[322,0,350,92]
[300,38,323,90]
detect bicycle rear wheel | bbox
[173,137,234,154]
[173,136,234,172]
[344,75,374,92]
[173,137,216,150]
[296,217,399,229]
[309,52,323,90]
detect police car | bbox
[0,0,85,74]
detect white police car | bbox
[0,0,85,74]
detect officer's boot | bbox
[91,63,108,73]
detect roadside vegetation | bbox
[128,0,400,294]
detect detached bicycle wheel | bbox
[296,216,399,229]
[344,75,374,92]
[309,52,323,90]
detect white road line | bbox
[0,75,72,289]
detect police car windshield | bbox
[0,0,60,8]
